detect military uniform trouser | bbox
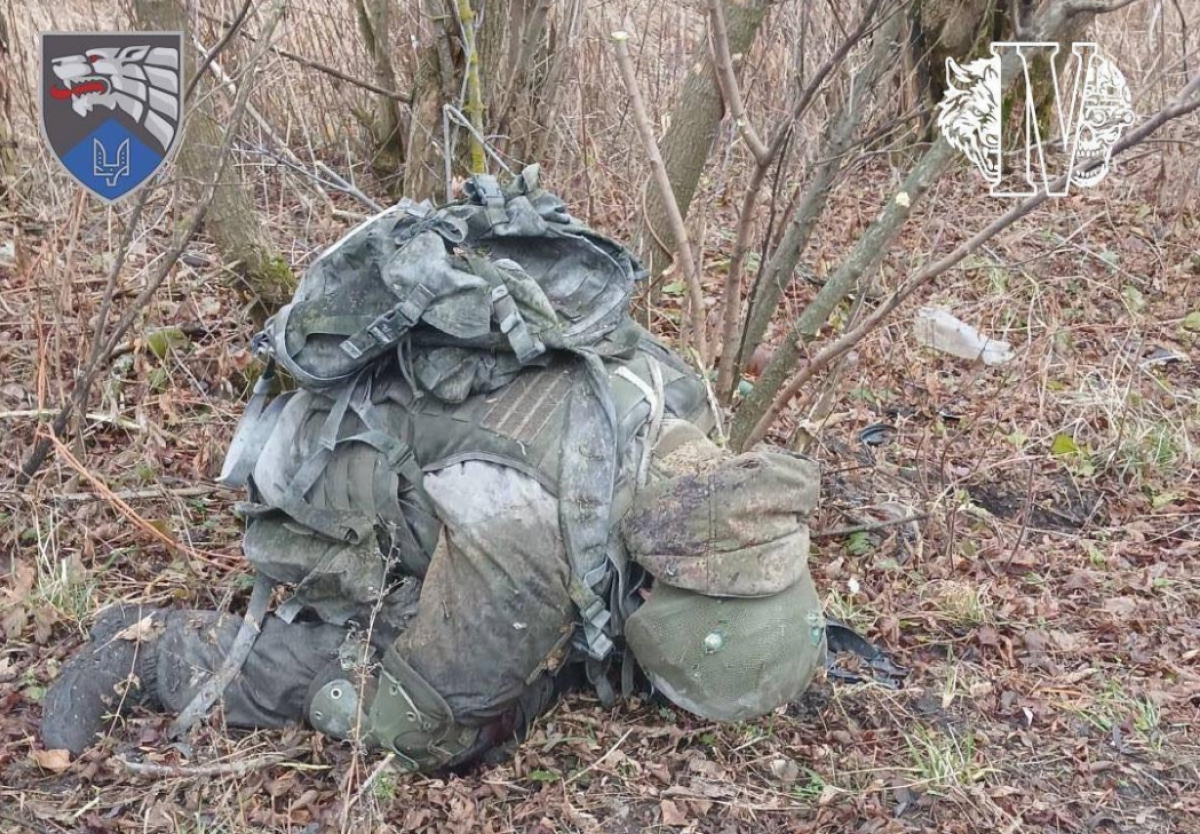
[44,460,577,768]
[149,610,349,730]
[112,593,559,772]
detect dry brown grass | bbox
[2,0,1199,831]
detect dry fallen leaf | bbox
[117,615,162,642]
[768,757,800,785]
[32,748,71,772]
[4,559,35,601]
[646,761,672,784]
[1103,597,1138,619]
[659,799,689,827]
[33,606,57,645]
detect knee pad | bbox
[305,644,478,772]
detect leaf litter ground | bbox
[1,158,1198,833]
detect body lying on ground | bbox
[41,168,828,771]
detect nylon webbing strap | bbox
[490,285,545,364]
[559,352,621,661]
[272,385,375,544]
[347,395,439,569]
[466,174,508,228]
[613,362,664,488]
[343,430,426,491]
[169,572,274,739]
[272,492,373,544]
[586,657,616,708]
[282,383,358,506]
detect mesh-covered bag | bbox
[259,165,644,397]
[621,424,825,721]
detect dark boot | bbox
[41,606,164,756]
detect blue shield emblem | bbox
[40,32,184,203]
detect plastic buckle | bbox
[491,285,521,333]
[582,621,614,661]
[578,595,607,623]
[367,309,402,345]
[469,175,504,205]
[468,175,508,227]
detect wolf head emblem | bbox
[937,56,1001,184]
[49,45,180,151]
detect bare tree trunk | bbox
[637,0,771,280]
[0,9,17,196]
[353,0,406,191]
[478,0,556,165]
[404,0,458,201]
[134,0,293,320]
[455,0,488,173]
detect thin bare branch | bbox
[118,748,315,778]
[713,0,891,400]
[1065,0,1142,14]
[197,9,412,103]
[707,0,768,164]
[186,0,252,103]
[762,0,892,164]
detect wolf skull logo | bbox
[41,33,184,203]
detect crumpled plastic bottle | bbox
[913,308,1014,365]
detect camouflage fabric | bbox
[259,164,644,395]
[622,422,819,598]
[621,422,825,721]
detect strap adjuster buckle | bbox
[490,285,520,333]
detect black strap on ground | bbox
[825,618,908,689]
[168,573,274,739]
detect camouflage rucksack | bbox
[255,164,643,396]
[219,166,687,662]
